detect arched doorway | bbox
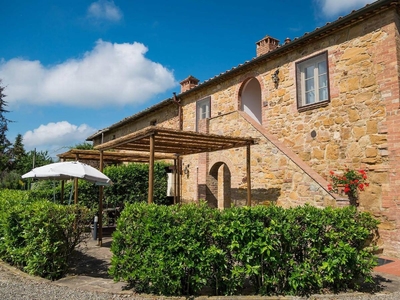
[240,77,262,124]
[208,162,231,209]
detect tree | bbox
[19,149,53,174]
[72,142,94,150]
[12,149,54,190]
[12,134,25,159]
[0,80,12,175]
[9,134,26,173]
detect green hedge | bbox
[104,162,169,206]
[110,203,379,296]
[0,189,92,280]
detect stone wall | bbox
[180,111,335,209]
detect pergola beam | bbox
[94,126,254,155]
[58,149,175,163]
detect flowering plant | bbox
[328,169,369,199]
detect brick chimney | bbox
[180,75,200,93]
[256,36,280,57]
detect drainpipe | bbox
[173,92,183,130]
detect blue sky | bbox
[1,0,374,158]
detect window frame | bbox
[196,96,211,131]
[296,51,330,111]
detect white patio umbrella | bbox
[22,161,112,204]
[22,161,112,186]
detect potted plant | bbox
[328,169,369,206]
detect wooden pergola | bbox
[59,127,255,246]
[94,126,255,205]
[57,148,177,246]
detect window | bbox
[196,97,210,131]
[296,52,330,110]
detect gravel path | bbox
[1,261,400,300]
[0,264,140,300]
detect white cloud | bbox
[87,0,123,22]
[0,40,177,108]
[23,121,97,153]
[316,0,374,18]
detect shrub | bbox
[104,162,169,207]
[110,203,379,297]
[110,202,219,295]
[0,189,92,280]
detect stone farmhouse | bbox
[87,0,400,257]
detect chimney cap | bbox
[180,75,200,85]
[256,35,279,45]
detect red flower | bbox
[328,168,369,197]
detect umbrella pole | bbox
[74,178,78,204]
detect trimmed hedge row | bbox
[110,203,379,296]
[0,189,92,280]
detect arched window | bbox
[240,78,262,124]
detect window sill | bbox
[297,100,329,112]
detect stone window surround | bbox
[295,51,330,112]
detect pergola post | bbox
[246,144,251,206]
[173,157,177,204]
[148,134,155,204]
[60,158,65,204]
[98,150,104,246]
[177,156,181,204]
[74,154,79,204]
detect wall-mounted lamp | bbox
[272,69,280,88]
[184,164,190,178]
[311,130,317,139]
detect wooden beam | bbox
[173,158,177,204]
[148,134,155,204]
[98,150,104,246]
[246,144,251,207]
[74,154,79,204]
[58,149,175,162]
[94,126,254,154]
[177,156,181,204]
